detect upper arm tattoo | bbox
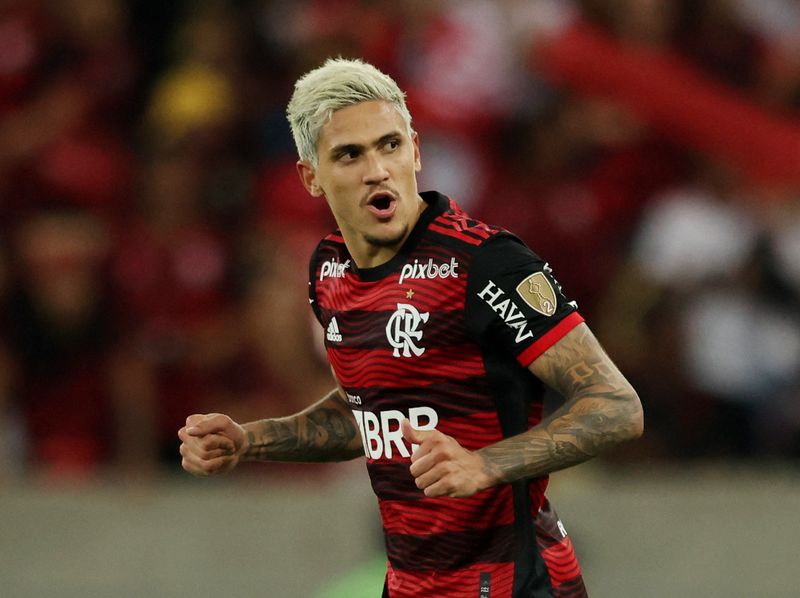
[532,323,629,401]
[479,323,643,483]
[245,389,364,463]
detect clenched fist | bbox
[178,413,248,476]
[403,420,495,498]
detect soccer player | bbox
[178,58,644,598]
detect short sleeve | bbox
[466,234,584,367]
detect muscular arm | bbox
[478,322,643,484]
[242,387,364,463]
[179,387,364,476]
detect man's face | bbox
[297,100,422,265]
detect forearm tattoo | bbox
[245,390,363,462]
[479,324,642,484]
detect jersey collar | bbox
[353,190,448,282]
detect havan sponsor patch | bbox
[516,272,557,317]
[476,281,534,344]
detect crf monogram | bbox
[386,303,429,357]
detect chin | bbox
[364,225,408,248]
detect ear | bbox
[296,160,324,197]
[412,131,422,172]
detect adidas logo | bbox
[326,317,342,343]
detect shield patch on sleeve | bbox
[516,272,557,316]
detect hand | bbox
[178,413,248,476]
[402,419,494,498]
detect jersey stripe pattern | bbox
[310,192,586,597]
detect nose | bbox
[362,151,389,185]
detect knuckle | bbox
[215,438,234,452]
[434,449,451,463]
[199,440,217,455]
[210,413,228,427]
[182,458,200,475]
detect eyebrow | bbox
[328,131,403,159]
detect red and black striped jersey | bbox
[309,191,584,597]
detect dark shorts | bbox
[381,499,588,597]
[534,499,588,597]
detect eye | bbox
[338,149,360,162]
[383,138,400,152]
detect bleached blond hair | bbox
[286,57,413,166]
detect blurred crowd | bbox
[1,0,798,483]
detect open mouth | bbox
[371,195,392,210]
[367,191,397,218]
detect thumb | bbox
[185,413,232,437]
[185,414,206,429]
[401,418,433,446]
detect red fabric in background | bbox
[535,21,800,186]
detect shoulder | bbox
[421,195,536,266]
[316,230,346,253]
[426,196,508,249]
[310,230,347,265]
[309,230,352,284]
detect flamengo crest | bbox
[386,303,429,358]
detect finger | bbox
[179,438,234,461]
[411,439,461,471]
[422,478,455,498]
[181,449,231,467]
[401,418,422,444]
[185,414,206,428]
[181,452,234,476]
[408,450,438,478]
[179,448,210,475]
[198,433,235,453]
[401,419,437,456]
[414,462,451,492]
[185,413,231,436]
[179,431,231,454]
[200,448,233,459]
[416,464,463,498]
